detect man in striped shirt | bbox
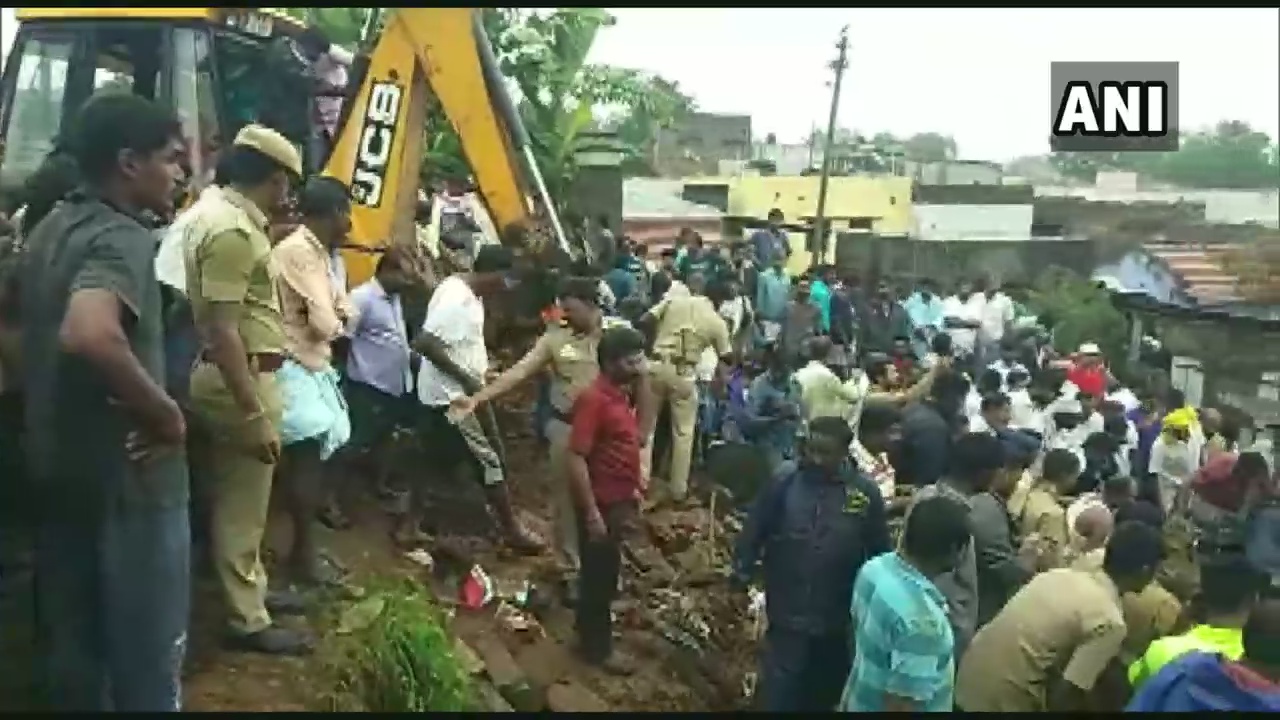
[840,495,971,712]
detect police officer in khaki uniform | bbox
[1009,448,1078,571]
[185,125,310,655]
[452,278,636,603]
[639,272,730,505]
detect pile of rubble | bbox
[620,494,760,709]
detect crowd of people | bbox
[577,211,1280,711]
[1,88,1279,714]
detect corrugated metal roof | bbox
[1143,242,1244,304]
[622,217,723,250]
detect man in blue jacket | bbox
[730,416,893,711]
[1127,598,1280,712]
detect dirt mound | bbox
[182,381,757,712]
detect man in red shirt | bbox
[1067,342,1108,398]
[1190,451,1273,522]
[567,325,649,674]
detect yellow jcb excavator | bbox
[0,7,569,285]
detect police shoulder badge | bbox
[843,487,869,515]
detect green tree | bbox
[1025,268,1129,362]
[900,132,957,163]
[276,8,367,47]
[598,75,696,176]
[287,8,693,201]
[483,9,693,195]
[1049,120,1280,189]
[811,129,957,174]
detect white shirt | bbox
[313,52,348,136]
[1117,420,1139,477]
[963,389,983,420]
[154,185,223,295]
[718,296,749,337]
[1045,411,1104,467]
[1149,435,1196,483]
[1046,430,1087,469]
[1107,387,1141,413]
[987,359,1028,391]
[416,276,488,407]
[968,414,994,434]
[980,292,1014,343]
[696,347,719,382]
[597,279,616,310]
[1008,388,1041,434]
[942,294,979,354]
[851,438,895,501]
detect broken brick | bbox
[470,635,542,711]
[474,681,515,712]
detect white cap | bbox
[1078,342,1102,355]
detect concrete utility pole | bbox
[812,25,849,266]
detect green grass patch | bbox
[323,578,478,712]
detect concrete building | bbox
[654,112,753,175]
[892,184,1081,284]
[904,159,1004,186]
[751,141,818,175]
[1036,182,1280,227]
[911,204,1035,242]
[621,178,724,251]
[1101,247,1280,448]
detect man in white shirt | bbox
[968,392,1012,435]
[155,185,225,404]
[987,342,1029,392]
[977,281,1014,371]
[1105,381,1141,414]
[312,50,348,148]
[942,280,983,366]
[155,184,224,296]
[1005,368,1042,437]
[1147,418,1197,514]
[793,337,868,426]
[413,245,543,552]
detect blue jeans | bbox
[34,503,190,711]
[755,626,850,711]
[163,302,199,408]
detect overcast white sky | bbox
[3,7,1277,162]
[589,8,1280,161]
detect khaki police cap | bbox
[233,124,303,177]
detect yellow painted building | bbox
[727,175,914,233]
[687,174,914,273]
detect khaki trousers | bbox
[189,363,283,635]
[641,360,699,501]
[545,418,579,577]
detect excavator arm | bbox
[323,8,568,286]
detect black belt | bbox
[550,407,573,424]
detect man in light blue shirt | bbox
[903,280,945,360]
[809,265,834,334]
[749,208,791,268]
[754,259,791,348]
[343,247,421,529]
[841,495,970,713]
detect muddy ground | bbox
[183,388,757,712]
